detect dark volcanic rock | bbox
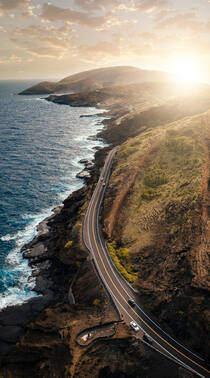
[23,242,47,260]
[0,326,24,343]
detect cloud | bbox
[9,24,77,58]
[78,28,210,66]
[21,5,39,18]
[154,8,177,21]
[133,0,168,13]
[74,0,120,11]
[155,11,207,33]
[75,0,167,13]
[81,37,122,59]
[79,33,157,63]
[0,0,30,11]
[0,54,22,64]
[25,46,65,58]
[41,3,110,28]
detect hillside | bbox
[102,110,210,359]
[19,66,173,95]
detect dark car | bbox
[128,298,135,307]
[143,334,153,345]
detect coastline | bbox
[2,86,208,376]
[0,101,114,364]
[0,104,108,308]
[20,145,110,299]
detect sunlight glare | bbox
[170,57,200,84]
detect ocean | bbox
[0,80,106,309]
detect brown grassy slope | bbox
[102,112,210,359]
[99,84,210,145]
[19,66,173,95]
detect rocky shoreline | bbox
[0,103,111,361]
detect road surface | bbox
[82,148,209,378]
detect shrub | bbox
[144,169,168,188]
[107,242,137,283]
[166,136,194,155]
[93,298,100,306]
[64,240,73,248]
[141,188,159,201]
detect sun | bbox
[170,57,201,84]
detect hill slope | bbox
[19,66,172,95]
[102,110,210,359]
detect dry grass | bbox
[108,112,208,257]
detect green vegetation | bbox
[108,113,208,274]
[144,168,168,188]
[107,242,137,283]
[64,240,73,248]
[76,261,81,268]
[93,298,100,306]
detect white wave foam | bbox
[0,255,37,309]
[1,107,107,309]
[0,286,38,310]
[1,234,16,241]
[2,210,53,251]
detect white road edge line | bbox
[95,150,204,363]
[83,149,207,378]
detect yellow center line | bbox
[88,161,209,376]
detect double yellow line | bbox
[87,153,209,377]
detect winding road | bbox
[82,148,209,378]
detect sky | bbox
[0,0,210,82]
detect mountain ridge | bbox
[19,65,173,95]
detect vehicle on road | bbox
[143,334,153,344]
[102,182,106,186]
[130,321,139,332]
[128,298,135,307]
[100,177,104,181]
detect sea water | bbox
[0,80,106,309]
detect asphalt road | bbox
[82,148,209,378]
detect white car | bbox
[130,321,139,332]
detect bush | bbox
[141,188,159,201]
[64,240,73,248]
[166,136,194,155]
[144,169,168,188]
[107,242,137,283]
[93,298,100,306]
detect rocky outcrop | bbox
[76,158,95,179]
